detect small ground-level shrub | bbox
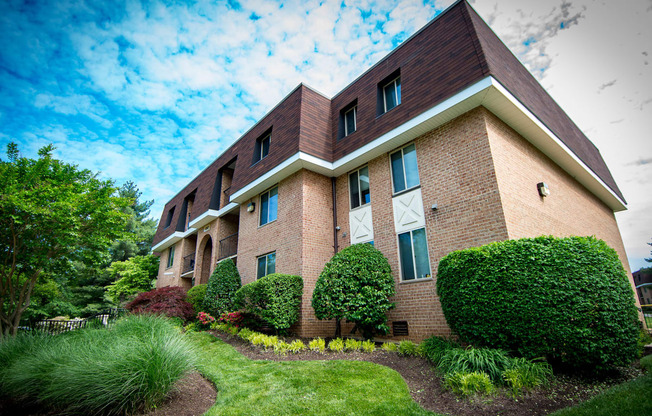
[438,347,511,384]
[0,315,194,415]
[186,284,208,314]
[381,342,398,352]
[502,358,553,396]
[274,341,291,355]
[262,335,279,350]
[197,312,216,329]
[361,340,376,353]
[125,286,194,322]
[345,338,362,351]
[421,336,460,366]
[288,340,306,353]
[398,340,420,357]
[445,371,495,396]
[238,328,256,341]
[329,338,345,353]
[309,338,326,353]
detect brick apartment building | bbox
[633,269,652,306]
[151,0,637,340]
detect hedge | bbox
[204,258,241,316]
[312,243,395,339]
[186,284,207,314]
[235,273,303,334]
[436,236,640,372]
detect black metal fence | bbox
[27,308,128,335]
[182,253,196,274]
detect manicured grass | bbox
[190,332,436,416]
[551,355,652,416]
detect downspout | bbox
[331,177,339,255]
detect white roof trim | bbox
[227,76,625,211]
[188,202,240,229]
[152,227,197,252]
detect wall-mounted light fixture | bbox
[247,202,256,212]
[537,182,550,197]
[431,204,438,211]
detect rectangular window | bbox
[259,186,278,226]
[166,245,175,268]
[390,143,420,194]
[257,252,276,279]
[383,76,401,113]
[253,130,271,164]
[349,166,370,209]
[398,228,431,281]
[344,106,357,136]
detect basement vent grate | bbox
[392,321,409,336]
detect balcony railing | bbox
[182,253,195,275]
[218,232,238,260]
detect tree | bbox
[105,255,159,304]
[0,143,130,338]
[109,181,157,262]
[312,244,395,339]
[646,238,652,263]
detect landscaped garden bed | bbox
[206,326,646,416]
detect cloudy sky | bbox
[1,0,650,270]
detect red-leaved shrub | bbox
[125,287,194,322]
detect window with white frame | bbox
[257,252,276,279]
[166,245,175,268]
[259,186,278,226]
[397,228,431,281]
[349,166,370,209]
[254,133,270,163]
[390,143,420,193]
[383,76,401,113]
[344,106,357,136]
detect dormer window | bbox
[383,76,401,113]
[253,130,272,164]
[344,106,357,136]
[164,206,175,229]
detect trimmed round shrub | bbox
[235,273,303,334]
[312,243,395,339]
[436,236,640,371]
[125,286,194,322]
[186,284,207,313]
[204,258,241,316]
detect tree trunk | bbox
[334,319,341,338]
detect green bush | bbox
[345,338,362,351]
[437,236,640,371]
[235,273,303,334]
[381,342,398,352]
[444,371,495,396]
[312,243,395,339]
[309,338,326,353]
[421,336,460,366]
[204,258,241,316]
[328,338,345,353]
[437,347,511,384]
[502,358,552,396]
[361,340,376,353]
[0,315,194,415]
[398,340,420,357]
[186,284,208,314]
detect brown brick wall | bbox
[484,109,640,307]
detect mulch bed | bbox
[210,330,644,416]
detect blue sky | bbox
[1,0,651,270]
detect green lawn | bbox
[551,355,652,416]
[190,332,436,416]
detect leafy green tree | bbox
[109,181,157,262]
[105,255,159,304]
[0,143,130,337]
[312,244,395,339]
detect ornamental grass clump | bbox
[437,347,511,384]
[421,336,460,366]
[444,371,495,396]
[309,338,326,353]
[381,342,398,352]
[398,340,420,357]
[288,340,306,353]
[502,358,553,396]
[0,315,194,415]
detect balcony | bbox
[181,253,195,278]
[218,232,238,260]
